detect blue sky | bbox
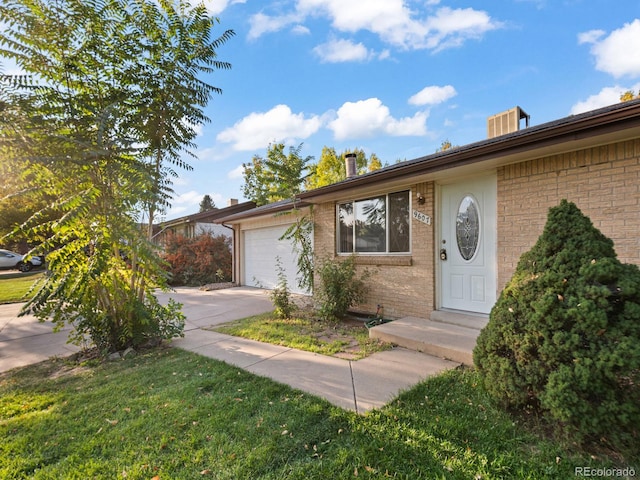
[6,1,640,219]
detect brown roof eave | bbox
[214,199,312,224]
[160,201,256,228]
[298,100,640,201]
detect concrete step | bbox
[369,313,487,366]
[430,310,489,330]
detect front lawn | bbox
[1,348,633,479]
[212,311,391,359]
[0,272,43,304]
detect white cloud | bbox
[313,38,372,63]
[172,190,203,208]
[228,164,245,179]
[196,0,246,15]
[378,49,391,60]
[408,85,457,106]
[248,12,302,40]
[577,29,604,45]
[216,104,322,151]
[166,190,225,218]
[291,24,311,35]
[579,20,640,78]
[328,98,428,140]
[250,1,501,53]
[422,7,499,51]
[570,83,640,114]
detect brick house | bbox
[219,100,640,324]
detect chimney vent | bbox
[487,106,530,139]
[227,198,238,206]
[345,153,357,178]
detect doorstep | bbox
[368,311,488,366]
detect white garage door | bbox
[243,225,309,295]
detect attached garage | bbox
[243,224,306,294]
[217,201,313,296]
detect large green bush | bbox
[474,200,640,449]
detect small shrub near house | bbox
[270,257,294,319]
[314,255,370,321]
[474,200,640,453]
[162,232,232,286]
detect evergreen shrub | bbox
[474,200,640,450]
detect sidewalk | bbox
[172,327,458,413]
[1,287,459,413]
[0,302,80,372]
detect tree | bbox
[306,147,383,189]
[620,90,640,102]
[242,142,312,206]
[368,153,383,172]
[199,194,216,212]
[435,139,456,152]
[474,200,640,450]
[0,0,233,353]
[0,156,55,251]
[126,1,234,238]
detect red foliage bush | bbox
[162,232,232,286]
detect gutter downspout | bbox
[222,223,237,284]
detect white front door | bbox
[440,174,497,314]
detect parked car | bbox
[0,249,44,272]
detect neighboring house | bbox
[217,100,640,323]
[154,199,256,248]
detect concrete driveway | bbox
[155,286,274,331]
[0,286,273,374]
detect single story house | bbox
[153,199,255,247]
[217,100,640,323]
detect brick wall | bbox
[497,139,640,290]
[312,182,435,319]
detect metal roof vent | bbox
[487,106,530,139]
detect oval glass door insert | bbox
[456,195,480,261]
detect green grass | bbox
[0,272,43,304]
[1,348,635,479]
[212,311,391,359]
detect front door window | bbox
[456,195,480,261]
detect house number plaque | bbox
[413,209,431,225]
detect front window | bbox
[338,190,410,254]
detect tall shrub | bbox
[163,232,232,286]
[474,200,640,450]
[0,0,234,354]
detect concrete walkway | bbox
[1,287,459,413]
[0,302,81,372]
